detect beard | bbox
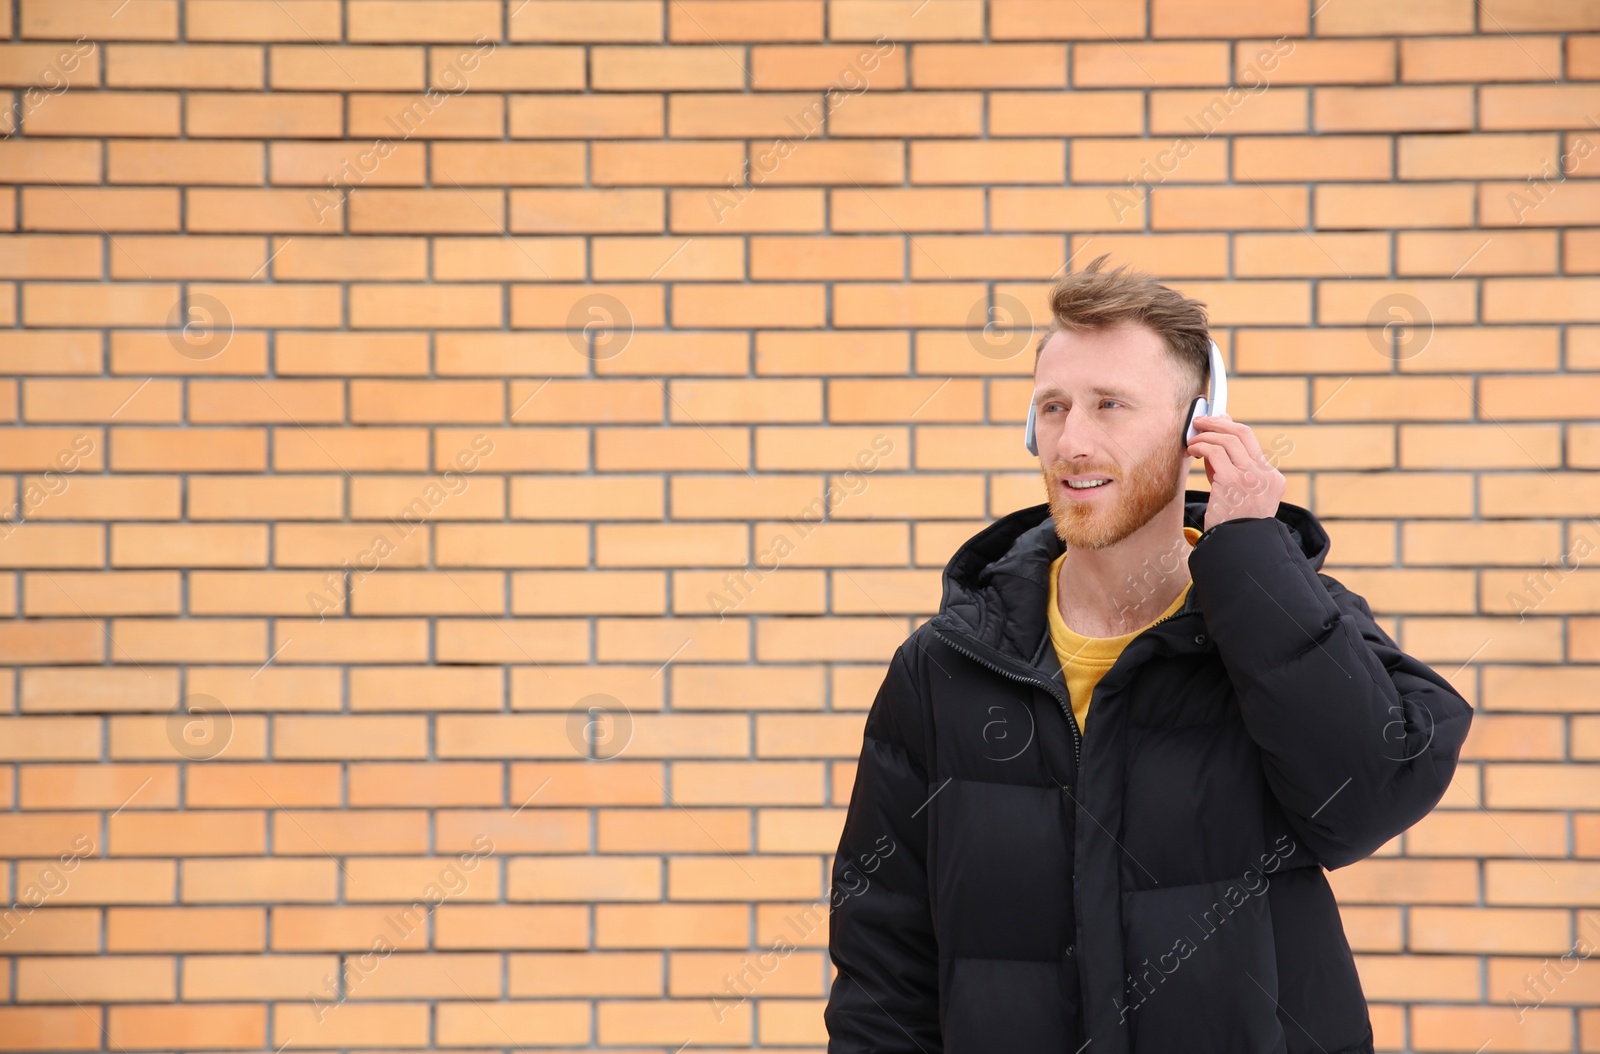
[1043,437,1189,551]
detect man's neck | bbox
[1056,516,1195,637]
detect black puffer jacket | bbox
[825,492,1473,1054]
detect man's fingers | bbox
[1187,430,1248,470]
[1193,414,1266,456]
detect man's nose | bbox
[1052,406,1100,453]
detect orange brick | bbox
[826,92,984,137]
[592,141,747,186]
[109,1004,266,1050]
[182,858,337,903]
[268,239,428,282]
[186,188,343,232]
[348,189,506,233]
[752,42,906,90]
[1398,132,1560,180]
[16,955,175,1002]
[187,92,341,137]
[0,717,100,760]
[272,809,430,855]
[912,42,1063,87]
[1316,85,1473,131]
[829,0,982,41]
[592,45,745,90]
[23,188,180,232]
[745,236,902,279]
[912,140,1064,184]
[341,854,500,902]
[109,811,265,856]
[511,188,662,233]
[21,0,176,40]
[984,188,1121,231]
[269,141,426,188]
[269,906,433,952]
[672,1,822,42]
[105,44,262,88]
[349,761,503,806]
[1233,232,1389,277]
[0,142,101,185]
[1316,184,1475,229]
[512,951,663,996]
[432,141,586,185]
[1402,36,1563,81]
[1482,85,1600,130]
[509,0,660,42]
[1150,86,1309,135]
[186,1,341,42]
[509,94,662,138]
[181,954,335,1000]
[1483,0,1600,31]
[991,0,1146,39]
[22,859,176,905]
[114,713,267,761]
[346,0,501,43]
[107,907,263,952]
[1075,42,1230,86]
[184,762,341,807]
[347,92,504,139]
[275,1001,429,1046]
[1152,186,1309,230]
[754,333,910,375]
[0,1007,104,1052]
[1152,0,1306,37]
[839,280,997,326]
[270,44,425,90]
[350,284,502,328]
[1572,34,1600,78]
[104,234,269,280]
[429,39,572,91]
[596,903,750,948]
[1235,135,1391,181]
[1235,38,1394,84]
[1316,0,1475,35]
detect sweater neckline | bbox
[1047,525,1202,656]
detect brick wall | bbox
[1,0,1598,1050]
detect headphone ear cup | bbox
[1184,395,1208,446]
[1025,403,1038,455]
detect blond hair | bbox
[1033,253,1212,408]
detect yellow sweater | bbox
[1046,526,1202,739]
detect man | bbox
[823,255,1474,1054]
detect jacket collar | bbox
[928,490,1330,667]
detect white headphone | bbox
[1025,337,1228,455]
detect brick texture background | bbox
[1,0,1599,1050]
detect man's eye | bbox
[1043,402,1120,413]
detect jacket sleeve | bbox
[824,640,942,1053]
[1187,515,1475,871]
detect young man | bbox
[823,255,1474,1054]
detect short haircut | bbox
[1033,252,1213,408]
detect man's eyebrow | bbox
[1034,385,1136,402]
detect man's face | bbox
[1033,322,1193,551]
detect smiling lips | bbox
[1062,476,1114,498]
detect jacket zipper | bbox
[930,624,1083,774]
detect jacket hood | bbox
[930,490,1331,666]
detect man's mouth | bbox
[1061,477,1114,499]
